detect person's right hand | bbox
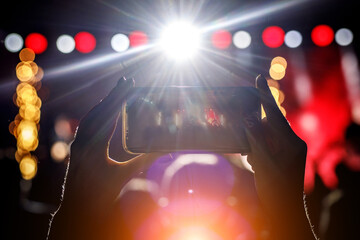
[47,77,162,240]
[242,75,317,240]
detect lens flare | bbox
[160,21,201,60]
[168,226,222,240]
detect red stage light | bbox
[74,32,96,53]
[211,30,232,49]
[311,25,334,47]
[262,26,285,48]
[25,33,48,54]
[129,31,148,47]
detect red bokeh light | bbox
[129,31,148,47]
[25,33,48,54]
[311,25,334,47]
[262,26,285,48]
[74,32,96,53]
[211,30,232,49]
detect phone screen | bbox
[122,86,260,154]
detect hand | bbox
[47,77,161,240]
[243,75,317,240]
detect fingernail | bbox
[116,76,127,88]
[256,74,268,89]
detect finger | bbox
[72,77,134,157]
[243,111,271,170]
[113,153,166,187]
[256,74,293,135]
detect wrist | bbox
[269,193,317,240]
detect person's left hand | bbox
[48,77,162,240]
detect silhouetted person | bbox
[47,75,317,240]
[322,123,360,240]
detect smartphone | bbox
[122,86,260,154]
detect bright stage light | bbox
[159,21,201,60]
[5,33,23,52]
[75,32,96,53]
[262,26,285,48]
[25,33,48,54]
[285,30,302,48]
[311,25,334,47]
[111,33,130,52]
[335,28,353,46]
[233,31,251,49]
[57,35,75,53]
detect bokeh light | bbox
[16,62,35,82]
[212,30,232,49]
[25,33,48,54]
[284,30,302,48]
[311,25,334,47]
[19,48,35,62]
[75,32,96,53]
[56,34,76,53]
[269,56,287,80]
[19,104,41,122]
[233,31,251,49]
[50,141,69,162]
[19,155,37,180]
[269,86,280,102]
[17,120,39,151]
[55,118,73,140]
[269,66,286,80]
[12,48,43,180]
[160,21,201,60]
[5,33,24,52]
[16,83,42,108]
[15,148,30,163]
[335,28,353,46]
[262,26,285,48]
[129,31,148,47]
[34,66,44,82]
[271,56,287,69]
[111,33,130,52]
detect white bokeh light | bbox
[111,33,130,52]
[56,35,75,53]
[159,21,201,60]
[5,33,24,52]
[335,28,353,46]
[233,31,251,49]
[284,30,302,48]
